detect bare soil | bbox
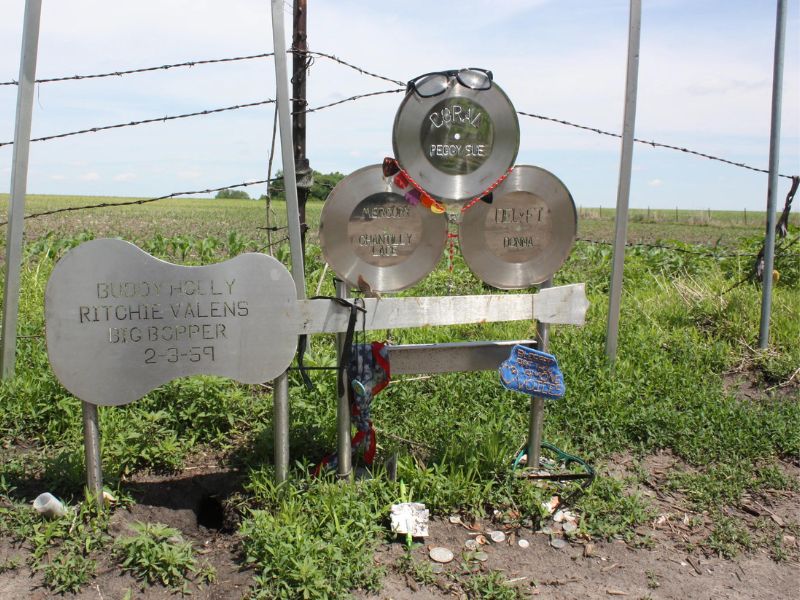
[2,450,797,599]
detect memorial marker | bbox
[459,165,577,289]
[319,164,447,292]
[393,68,519,202]
[45,239,299,406]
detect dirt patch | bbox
[361,520,800,599]
[2,452,798,598]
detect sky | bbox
[0,0,798,211]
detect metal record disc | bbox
[459,165,577,289]
[319,164,448,292]
[392,78,519,202]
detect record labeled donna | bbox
[393,68,519,202]
[319,164,448,292]
[459,165,577,289]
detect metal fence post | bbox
[81,402,103,507]
[270,0,308,482]
[335,279,352,480]
[605,0,642,363]
[1,0,42,378]
[527,278,552,469]
[759,0,788,350]
[273,372,290,482]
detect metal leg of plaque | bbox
[81,401,103,508]
[273,371,290,482]
[527,278,552,469]
[334,279,353,480]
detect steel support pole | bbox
[273,371,290,482]
[759,0,787,349]
[1,0,42,378]
[81,402,103,507]
[334,279,352,480]
[605,0,641,363]
[527,278,552,469]
[270,0,307,482]
[270,1,306,296]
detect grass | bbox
[113,522,213,590]
[0,196,798,595]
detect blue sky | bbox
[0,0,798,211]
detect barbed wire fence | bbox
[1,49,798,266]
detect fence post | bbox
[270,0,308,482]
[759,0,788,349]
[1,0,42,378]
[527,278,552,469]
[605,0,641,363]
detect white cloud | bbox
[113,172,136,182]
[648,178,663,187]
[49,174,66,180]
[79,172,100,181]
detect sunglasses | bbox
[406,68,493,98]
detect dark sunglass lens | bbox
[413,74,449,97]
[382,157,399,177]
[457,69,492,90]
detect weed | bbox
[241,469,387,599]
[707,514,752,558]
[460,570,525,600]
[396,550,437,585]
[42,551,96,594]
[0,557,20,573]
[0,496,109,594]
[646,569,660,589]
[113,521,199,589]
[576,476,654,542]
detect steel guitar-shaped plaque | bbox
[45,239,299,406]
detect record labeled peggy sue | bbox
[393,68,520,202]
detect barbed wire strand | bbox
[300,88,404,114]
[517,110,797,181]
[0,178,279,227]
[302,50,405,86]
[0,99,276,148]
[0,53,276,87]
[0,89,402,149]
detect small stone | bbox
[563,521,578,534]
[474,551,489,562]
[539,526,553,535]
[449,515,462,524]
[584,543,595,557]
[464,539,478,551]
[542,496,560,514]
[518,539,530,549]
[431,563,444,574]
[550,537,568,550]
[429,547,454,564]
[489,530,506,543]
[553,510,567,523]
